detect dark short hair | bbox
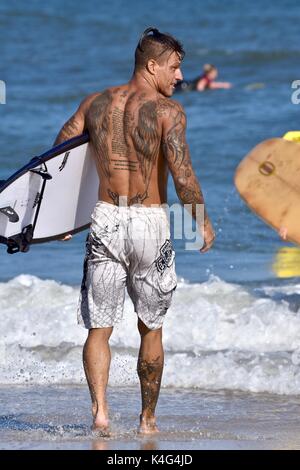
[135,27,185,70]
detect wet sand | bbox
[1,385,300,450]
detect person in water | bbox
[195,64,232,91]
[176,63,232,92]
[54,27,215,435]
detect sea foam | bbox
[1,274,300,394]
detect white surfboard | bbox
[0,133,99,253]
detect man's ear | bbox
[147,59,159,75]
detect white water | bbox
[2,274,300,394]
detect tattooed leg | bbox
[83,327,113,436]
[137,319,164,434]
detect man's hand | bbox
[279,226,288,241]
[200,219,215,253]
[59,234,73,242]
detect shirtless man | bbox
[54,27,215,435]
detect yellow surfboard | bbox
[283,131,300,143]
[272,247,300,278]
[234,137,300,245]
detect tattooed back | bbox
[86,85,171,206]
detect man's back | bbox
[86,84,169,206]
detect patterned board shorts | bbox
[77,201,177,330]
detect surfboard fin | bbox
[6,224,34,254]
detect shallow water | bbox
[1,385,300,450]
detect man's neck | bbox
[130,71,158,94]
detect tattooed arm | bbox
[162,100,215,252]
[53,93,100,146]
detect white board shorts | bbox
[77,201,177,330]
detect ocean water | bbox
[1,0,300,403]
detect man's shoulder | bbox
[105,84,130,96]
[78,92,102,112]
[157,96,186,118]
[79,84,131,113]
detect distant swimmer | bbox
[196,64,232,91]
[175,63,232,92]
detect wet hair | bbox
[134,27,185,71]
[203,64,217,74]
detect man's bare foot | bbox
[138,414,159,435]
[92,416,111,437]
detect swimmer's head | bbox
[203,64,218,80]
[134,27,185,97]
